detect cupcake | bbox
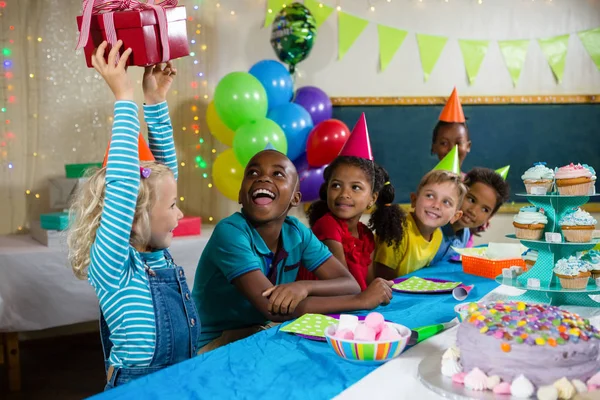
[559,207,597,243]
[581,250,600,279]
[583,164,597,194]
[521,162,554,194]
[513,206,548,240]
[555,163,594,195]
[553,256,591,289]
[522,249,538,269]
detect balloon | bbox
[249,60,294,111]
[206,101,235,147]
[270,3,317,72]
[293,86,332,126]
[212,149,244,201]
[267,103,313,161]
[305,119,350,167]
[233,118,288,166]
[294,153,326,202]
[214,72,268,131]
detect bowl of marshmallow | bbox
[324,312,411,365]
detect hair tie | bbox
[140,167,151,179]
[384,181,391,186]
[384,203,392,207]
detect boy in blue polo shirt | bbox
[192,150,394,353]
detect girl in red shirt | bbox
[296,156,406,290]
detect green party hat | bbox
[433,145,460,175]
[495,165,510,180]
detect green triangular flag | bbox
[305,0,334,29]
[578,27,600,71]
[433,145,460,175]
[495,165,510,180]
[458,39,489,85]
[264,0,293,28]
[338,12,369,60]
[377,25,408,72]
[416,34,448,82]
[538,34,570,84]
[498,39,530,87]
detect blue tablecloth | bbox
[91,263,498,400]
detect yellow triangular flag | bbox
[416,34,448,82]
[458,39,489,85]
[377,25,408,72]
[305,0,334,29]
[338,12,369,61]
[264,0,293,28]
[538,34,570,84]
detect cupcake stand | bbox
[496,192,600,307]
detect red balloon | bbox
[305,119,350,167]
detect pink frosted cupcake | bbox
[555,163,594,195]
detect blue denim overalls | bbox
[100,250,200,390]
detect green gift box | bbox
[65,163,102,179]
[40,212,70,231]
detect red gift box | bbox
[76,5,189,67]
[173,216,201,237]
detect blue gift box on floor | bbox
[40,212,70,231]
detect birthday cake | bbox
[442,301,600,398]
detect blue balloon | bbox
[249,60,294,111]
[268,103,314,161]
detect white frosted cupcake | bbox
[521,163,554,194]
[522,249,538,269]
[513,206,548,240]
[581,250,600,279]
[554,256,591,289]
[559,207,597,243]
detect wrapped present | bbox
[65,163,102,179]
[49,178,87,210]
[30,220,66,248]
[76,0,189,68]
[172,216,201,237]
[40,212,71,231]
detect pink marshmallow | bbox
[588,384,598,392]
[354,324,376,341]
[334,329,354,340]
[452,372,467,384]
[493,382,511,395]
[364,312,386,334]
[376,325,401,342]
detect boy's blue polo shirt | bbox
[431,223,471,265]
[192,212,332,348]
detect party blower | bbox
[408,320,459,346]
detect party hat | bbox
[495,165,510,180]
[264,142,276,150]
[338,113,373,160]
[439,87,465,123]
[102,133,155,167]
[433,145,460,175]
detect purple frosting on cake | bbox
[456,301,600,387]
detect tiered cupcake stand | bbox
[496,192,600,307]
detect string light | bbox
[180,196,185,201]
[209,217,214,222]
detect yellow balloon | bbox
[212,149,244,201]
[206,101,235,147]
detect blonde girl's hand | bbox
[142,61,177,105]
[91,40,134,101]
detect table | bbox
[90,262,501,400]
[0,231,211,391]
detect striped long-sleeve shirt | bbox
[88,100,177,368]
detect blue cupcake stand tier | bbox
[496,193,600,307]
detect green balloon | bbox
[270,3,317,72]
[233,118,288,166]
[214,72,268,131]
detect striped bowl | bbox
[324,323,411,365]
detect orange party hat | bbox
[102,133,155,167]
[439,87,465,123]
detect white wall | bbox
[204,0,600,97]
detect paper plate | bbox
[392,277,465,294]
